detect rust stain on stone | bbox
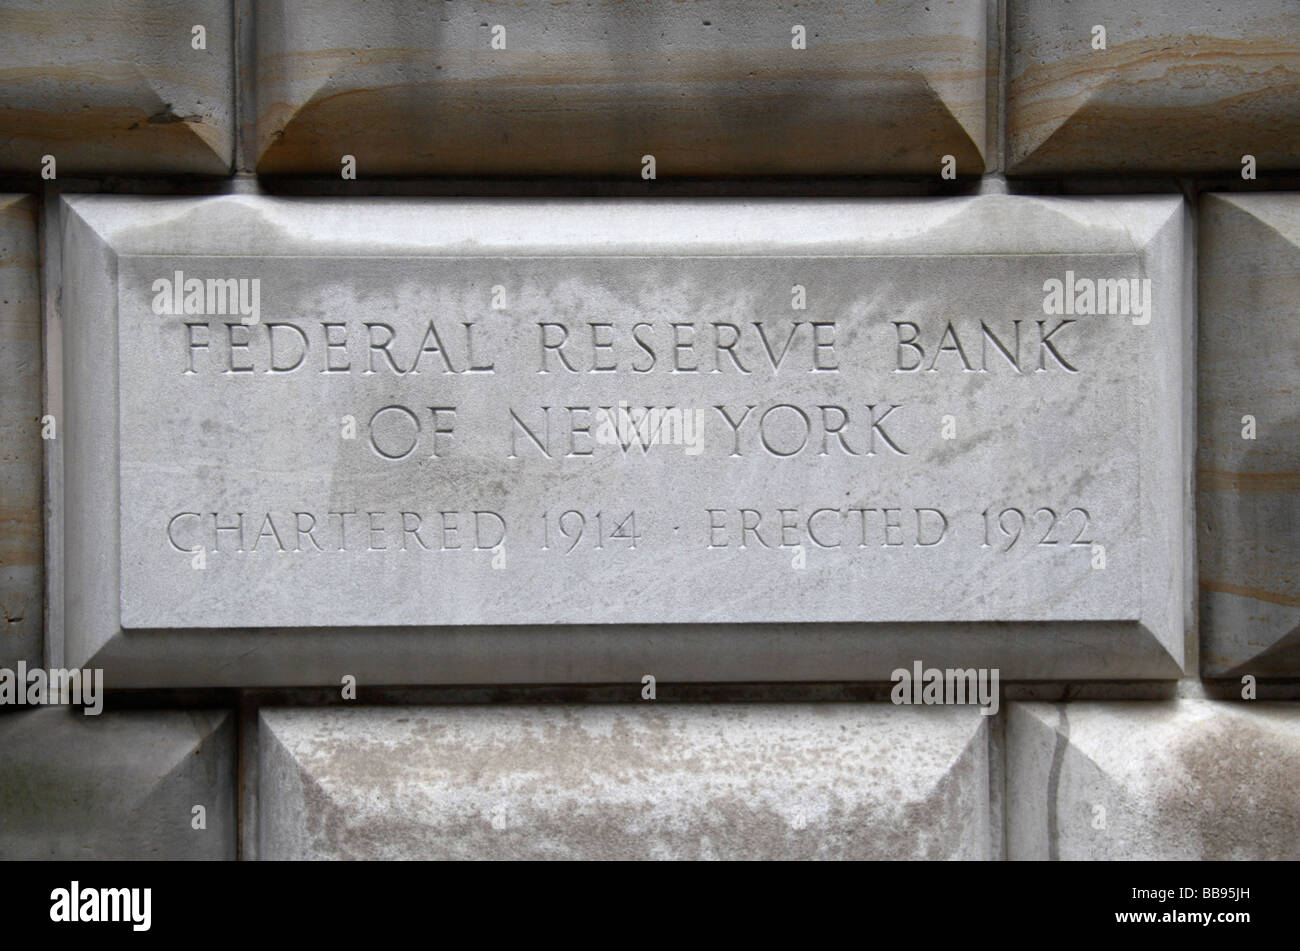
[1009,35,1300,171]
[1198,468,1300,493]
[1199,579,1300,609]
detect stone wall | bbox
[0,0,1296,861]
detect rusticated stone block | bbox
[259,704,992,860]
[1007,1,1300,174]
[1198,194,1300,677]
[0,706,236,859]
[0,195,41,669]
[1007,701,1300,860]
[254,0,988,176]
[0,0,234,175]
[52,195,1189,686]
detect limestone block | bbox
[1198,194,1300,677]
[1007,700,1300,860]
[52,194,1188,685]
[1007,1,1300,174]
[253,0,988,176]
[0,195,41,668]
[259,704,992,860]
[0,0,234,175]
[0,706,236,859]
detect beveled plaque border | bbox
[48,195,1191,686]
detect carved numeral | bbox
[983,505,1092,552]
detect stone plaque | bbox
[121,252,1144,627]
[54,196,1189,685]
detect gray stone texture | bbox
[1007,0,1300,174]
[1198,194,1300,677]
[1007,700,1300,860]
[253,0,989,176]
[0,706,236,859]
[53,194,1189,686]
[3,3,1296,865]
[0,195,41,669]
[0,0,234,175]
[259,704,993,860]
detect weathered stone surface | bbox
[1007,700,1300,860]
[259,704,991,860]
[0,706,235,859]
[0,195,41,668]
[1198,194,1300,677]
[54,195,1189,686]
[254,0,988,176]
[0,0,233,175]
[1006,1,1300,174]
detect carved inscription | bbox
[116,255,1143,627]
